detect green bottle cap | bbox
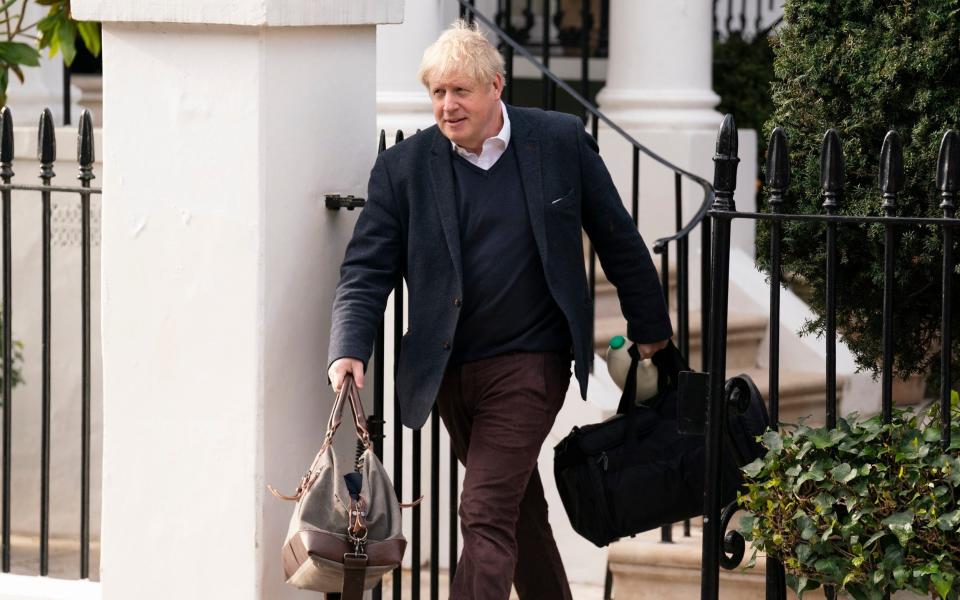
[609,335,626,350]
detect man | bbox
[328,21,671,600]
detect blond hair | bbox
[417,20,506,89]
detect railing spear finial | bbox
[77,109,95,183]
[937,130,959,215]
[766,127,790,209]
[0,107,13,180]
[879,130,903,215]
[713,114,739,211]
[38,108,55,179]
[820,129,844,211]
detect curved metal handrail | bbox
[457,0,715,245]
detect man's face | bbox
[428,71,503,154]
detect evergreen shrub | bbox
[756,0,960,384]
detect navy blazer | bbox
[329,105,672,429]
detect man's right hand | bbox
[328,357,365,392]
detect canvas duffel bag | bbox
[268,374,405,598]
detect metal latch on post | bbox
[325,194,366,210]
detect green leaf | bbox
[0,42,40,67]
[882,511,915,545]
[75,21,100,57]
[56,19,76,66]
[863,530,887,548]
[932,573,953,599]
[814,557,842,578]
[763,430,784,454]
[936,509,960,531]
[742,457,765,478]
[813,492,837,514]
[830,462,857,483]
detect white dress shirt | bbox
[451,101,511,171]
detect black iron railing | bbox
[700,115,958,599]
[0,106,99,580]
[713,0,784,40]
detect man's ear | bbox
[492,73,504,100]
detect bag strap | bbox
[266,375,373,502]
[615,340,686,415]
[341,554,368,599]
[615,344,643,415]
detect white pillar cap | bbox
[72,0,403,26]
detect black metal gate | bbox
[695,114,958,599]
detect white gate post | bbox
[69,1,402,598]
[596,0,757,269]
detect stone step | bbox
[380,567,605,599]
[734,367,844,428]
[594,311,768,371]
[608,526,825,599]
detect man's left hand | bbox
[635,338,669,360]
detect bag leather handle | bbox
[267,374,373,501]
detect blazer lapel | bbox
[428,129,463,286]
[510,106,549,265]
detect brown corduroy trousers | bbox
[436,351,574,600]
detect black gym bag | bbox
[553,341,770,548]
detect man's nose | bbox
[442,94,458,113]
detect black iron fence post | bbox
[879,130,903,423]
[701,114,739,600]
[38,108,55,577]
[937,130,958,449]
[0,106,11,575]
[77,109,95,580]
[764,127,789,600]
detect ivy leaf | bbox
[743,457,765,478]
[882,511,915,545]
[931,573,953,599]
[863,530,887,548]
[831,462,857,483]
[809,428,846,449]
[763,430,784,454]
[813,492,837,515]
[936,509,960,531]
[814,557,842,578]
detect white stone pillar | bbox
[70,2,401,599]
[376,0,458,139]
[599,0,720,130]
[595,0,757,292]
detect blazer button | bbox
[453,297,462,307]
[442,341,451,350]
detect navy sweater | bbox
[449,143,571,364]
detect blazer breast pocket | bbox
[550,188,575,207]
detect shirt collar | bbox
[451,101,511,158]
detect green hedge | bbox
[756,0,960,385]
